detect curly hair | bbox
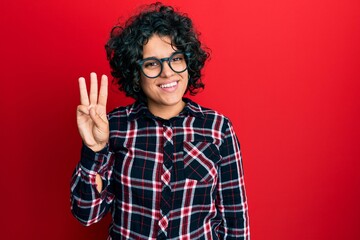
[105,2,209,102]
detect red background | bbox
[1,0,360,239]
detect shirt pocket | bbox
[182,141,220,184]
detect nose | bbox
[160,60,175,78]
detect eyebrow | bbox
[142,51,178,60]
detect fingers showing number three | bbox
[77,72,109,152]
[79,73,108,107]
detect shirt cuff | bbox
[80,144,109,171]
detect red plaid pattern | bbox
[161,170,171,186]
[158,123,173,237]
[71,99,250,239]
[163,125,173,144]
[159,215,169,232]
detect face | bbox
[140,34,189,118]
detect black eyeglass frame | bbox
[137,52,191,79]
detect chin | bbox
[162,96,183,106]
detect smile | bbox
[159,81,178,89]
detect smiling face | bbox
[140,34,189,119]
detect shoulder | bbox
[188,99,230,123]
[106,102,147,134]
[107,101,144,119]
[186,99,232,131]
[107,105,129,120]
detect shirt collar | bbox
[181,98,205,118]
[127,98,205,121]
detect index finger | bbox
[79,77,90,106]
[98,74,108,107]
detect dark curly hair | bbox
[105,2,209,102]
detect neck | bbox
[148,101,186,120]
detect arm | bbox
[70,73,113,225]
[216,120,250,239]
[70,144,115,226]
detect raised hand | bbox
[77,72,109,152]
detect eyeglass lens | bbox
[141,52,187,78]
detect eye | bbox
[143,60,160,68]
[172,57,183,61]
[171,54,185,62]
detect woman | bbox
[71,3,250,239]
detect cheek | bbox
[140,76,150,89]
[182,72,189,86]
[139,78,156,98]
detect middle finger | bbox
[89,72,98,105]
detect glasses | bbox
[137,52,190,78]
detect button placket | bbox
[158,123,174,238]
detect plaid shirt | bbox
[71,98,249,239]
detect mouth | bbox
[159,81,178,89]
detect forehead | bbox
[142,35,177,58]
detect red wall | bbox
[1,0,360,239]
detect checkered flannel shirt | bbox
[71,98,250,239]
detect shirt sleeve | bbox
[70,144,115,226]
[216,119,250,239]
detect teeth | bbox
[160,82,177,88]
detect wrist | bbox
[88,142,107,152]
